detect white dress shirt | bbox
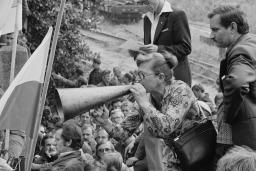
[144,0,173,43]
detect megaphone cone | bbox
[55,85,132,121]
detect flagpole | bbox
[26,0,66,170]
[4,0,22,160]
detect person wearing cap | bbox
[139,0,192,87]
[88,58,102,85]
[93,50,205,171]
[51,121,84,171]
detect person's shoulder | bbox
[173,80,190,88]
[170,7,187,17]
[64,157,84,171]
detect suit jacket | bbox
[144,8,192,86]
[219,34,256,149]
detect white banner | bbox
[0,0,22,36]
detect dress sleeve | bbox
[142,83,195,138]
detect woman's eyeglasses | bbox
[98,148,112,153]
[135,71,155,82]
[140,0,149,5]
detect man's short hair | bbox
[41,134,55,147]
[192,84,205,93]
[217,146,256,171]
[102,152,123,171]
[207,5,249,34]
[93,58,101,64]
[61,120,82,150]
[81,124,94,133]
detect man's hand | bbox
[130,83,150,108]
[139,44,158,53]
[91,105,109,125]
[52,72,63,80]
[126,157,139,167]
[124,139,135,157]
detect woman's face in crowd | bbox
[96,130,109,145]
[97,142,113,159]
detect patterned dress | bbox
[103,80,205,170]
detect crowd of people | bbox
[1,0,256,171]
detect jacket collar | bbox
[144,0,173,23]
[143,1,172,43]
[226,34,248,58]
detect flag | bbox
[0,0,22,36]
[0,27,53,138]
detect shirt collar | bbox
[144,0,173,21]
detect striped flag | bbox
[0,27,52,138]
[0,0,22,36]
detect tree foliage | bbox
[26,0,100,108]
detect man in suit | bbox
[208,5,256,169]
[140,0,192,86]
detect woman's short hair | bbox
[217,146,256,171]
[151,51,178,83]
[102,152,123,171]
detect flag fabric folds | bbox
[0,27,53,138]
[0,0,22,36]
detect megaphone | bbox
[55,85,132,121]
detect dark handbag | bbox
[172,120,217,171]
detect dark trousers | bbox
[134,158,148,171]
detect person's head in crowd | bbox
[73,115,81,126]
[102,70,112,85]
[80,112,91,126]
[136,51,178,93]
[113,67,122,78]
[93,58,101,70]
[216,146,256,171]
[110,109,124,125]
[42,106,52,120]
[96,141,115,160]
[81,124,94,142]
[112,99,122,110]
[102,152,123,171]
[192,84,205,100]
[38,124,46,140]
[208,5,249,48]
[5,33,13,46]
[214,93,223,109]
[142,0,165,13]
[41,135,58,158]
[121,100,133,116]
[55,120,82,154]
[123,73,134,84]
[95,129,109,145]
